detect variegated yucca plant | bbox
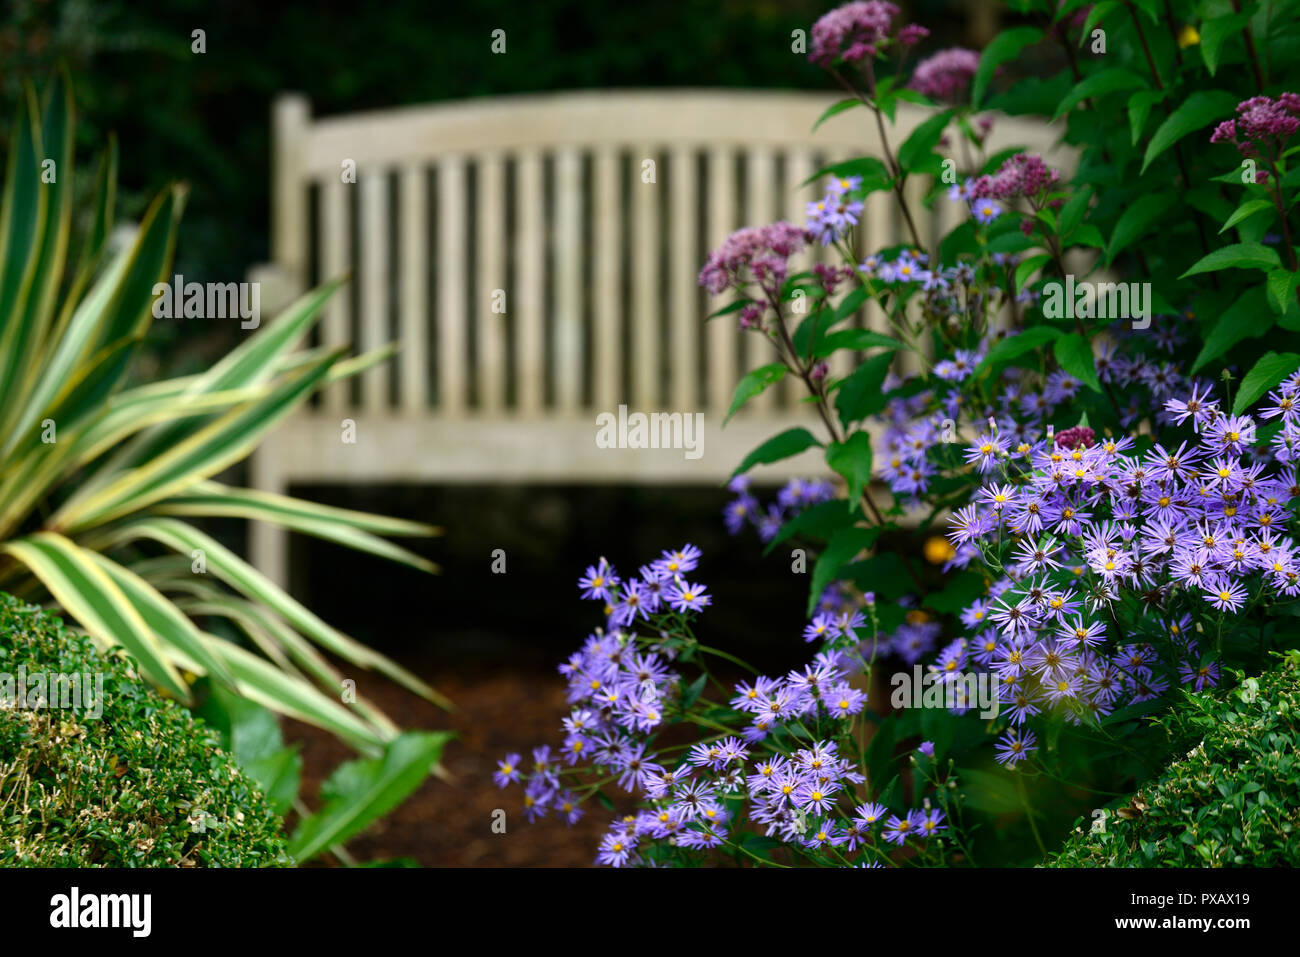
[0,75,445,755]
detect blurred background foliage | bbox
[3,0,998,370]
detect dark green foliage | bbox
[1049,656,1300,867]
[0,592,290,867]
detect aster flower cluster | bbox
[1210,93,1300,158]
[497,545,962,867]
[806,176,866,246]
[808,1,928,69]
[908,47,980,103]
[724,474,836,539]
[943,373,1300,764]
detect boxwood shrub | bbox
[1049,655,1300,867]
[0,592,290,866]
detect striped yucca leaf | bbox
[0,77,444,749]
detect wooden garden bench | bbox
[247,89,1068,584]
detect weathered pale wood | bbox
[272,95,310,293]
[515,149,545,415]
[294,91,1072,174]
[318,177,350,413]
[781,150,816,408]
[476,153,507,412]
[746,146,776,414]
[669,146,697,411]
[554,148,583,412]
[400,165,428,413]
[359,171,390,411]
[706,146,737,416]
[631,147,659,409]
[437,156,467,415]
[592,148,620,411]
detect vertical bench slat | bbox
[437,156,468,415]
[400,165,428,414]
[706,146,737,416]
[782,150,816,409]
[516,149,545,416]
[554,148,584,412]
[359,171,390,412]
[631,146,659,410]
[319,176,351,413]
[592,147,620,412]
[746,147,776,414]
[272,95,309,297]
[477,153,507,413]
[669,146,697,411]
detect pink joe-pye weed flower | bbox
[908,47,980,103]
[808,1,929,68]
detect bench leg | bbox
[249,447,290,590]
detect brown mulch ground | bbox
[287,660,610,867]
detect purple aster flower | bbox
[578,558,620,601]
[494,753,522,788]
[665,579,711,613]
[995,728,1036,765]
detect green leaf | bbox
[834,351,895,427]
[1105,192,1177,265]
[1053,333,1102,393]
[53,349,342,531]
[289,731,451,860]
[1058,185,1093,240]
[1014,253,1051,292]
[109,517,450,709]
[731,427,822,477]
[1190,287,1272,373]
[1128,89,1167,146]
[812,97,862,132]
[808,525,879,617]
[811,328,901,358]
[723,363,786,426]
[763,499,853,555]
[972,27,1042,109]
[1179,242,1280,280]
[1078,1,1118,45]
[825,431,874,512]
[977,326,1061,377]
[1266,269,1300,314]
[801,157,891,192]
[1200,9,1255,75]
[1052,68,1145,121]
[1141,90,1238,174]
[959,767,1028,813]
[1219,198,1274,235]
[923,572,987,614]
[897,109,954,174]
[1233,352,1300,415]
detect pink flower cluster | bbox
[1210,93,1300,157]
[698,223,809,326]
[808,1,928,68]
[908,47,980,103]
[970,153,1061,203]
[1053,425,1096,450]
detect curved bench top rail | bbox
[279,89,1071,177]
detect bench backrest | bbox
[266,90,1069,420]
